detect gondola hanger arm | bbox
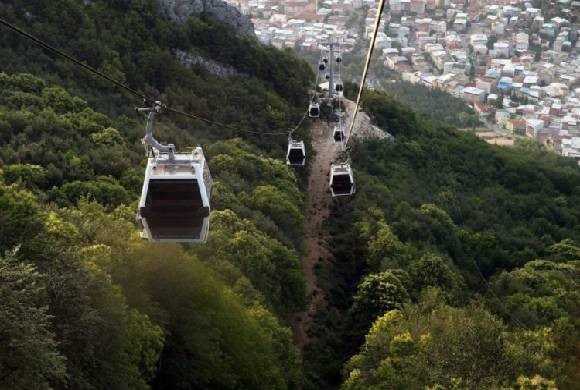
[137,101,176,159]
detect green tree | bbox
[0,251,67,389]
[2,164,47,189]
[0,183,43,253]
[546,239,580,262]
[408,253,465,302]
[487,36,498,50]
[488,260,579,328]
[344,291,557,389]
[123,243,294,389]
[350,271,409,339]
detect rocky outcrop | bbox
[158,0,254,35]
[174,49,239,78]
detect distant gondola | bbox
[333,125,345,143]
[286,139,306,166]
[329,163,355,197]
[335,81,344,97]
[309,102,320,118]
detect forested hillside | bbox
[0,0,312,388]
[1,1,580,389]
[374,81,480,128]
[305,92,580,389]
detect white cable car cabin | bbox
[287,139,306,166]
[329,163,355,197]
[333,125,345,143]
[335,81,344,97]
[136,105,212,243]
[309,102,320,118]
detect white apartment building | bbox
[515,32,529,52]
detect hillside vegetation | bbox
[305,92,580,389]
[0,0,313,388]
[375,81,480,128]
[1,1,579,389]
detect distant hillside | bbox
[377,80,479,128]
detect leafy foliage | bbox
[2,1,580,388]
[0,251,67,389]
[0,82,305,388]
[0,0,311,386]
[347,80,478,128]
[343,291,561,389]
[349,271,409,340]
[304,91,580,389]
[388,81,479,128]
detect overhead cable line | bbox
[165,106,289,135]
[339,10,529,328]
[336,42,347,154]
[289,52,322,138]
[346,0,387,144]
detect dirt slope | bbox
[291,99,382,352]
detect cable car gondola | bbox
[329,163,355,197]
[333,125,345,143]
[136,105,212,243]
[287,139,306,166]
[335,81,344,97]
[309,102,320,118]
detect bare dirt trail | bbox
[291,99,384,352]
